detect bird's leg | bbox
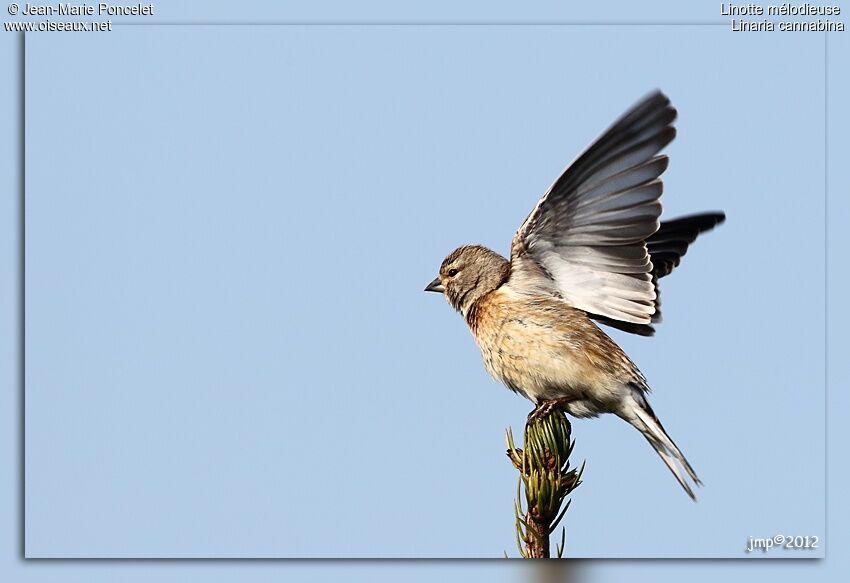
[528,397,574,422]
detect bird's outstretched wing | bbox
[597,211,726,335]
[647,212,725,280]
[508,91,676,327]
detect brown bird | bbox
[424,91,724,500]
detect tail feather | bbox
[652,439,696,500]
[620,390,702,500]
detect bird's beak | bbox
[424,276,445,293]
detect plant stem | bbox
[506,405,583,558]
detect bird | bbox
[424,91,724,500]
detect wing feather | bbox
[509,91,675,325]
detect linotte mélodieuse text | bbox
[721,3,844,31]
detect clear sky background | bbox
[2,0,848,580]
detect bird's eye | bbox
[447,268,459,277]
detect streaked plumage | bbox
[425,91,724,500]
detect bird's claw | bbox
[528,398,572,423]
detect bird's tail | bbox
[619,388,702,500]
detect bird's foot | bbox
[528,398,572,423]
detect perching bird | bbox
[424,91,724,500]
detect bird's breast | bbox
[467,288,631,405]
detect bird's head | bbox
[424,245,510,315]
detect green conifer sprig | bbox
[506,407,584,558]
